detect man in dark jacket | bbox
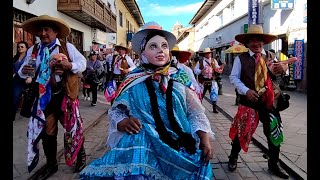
[228,24,289,179]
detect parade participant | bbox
[171,45,203,100]
[112,43,136,87]
[215,55,225,95]
[194,48,223,113]
[84,51,105,106]
[133,53,141,67]
[80,21,214,179]
[18,15,87,179]
[228,24,290,179]
[13,41,28,121]
[105,48,115,82]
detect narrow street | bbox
[27,94,298,180]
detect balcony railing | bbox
[57,0,117,32]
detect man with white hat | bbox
[194,47,222,113]
[228,24,289,179]
[112,43,136,87]
[18,15,87,178]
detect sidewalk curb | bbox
[27,110,107,180]
[204,96,306,180]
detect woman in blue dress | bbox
[80,22,215,180]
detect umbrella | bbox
[225,44,248,54]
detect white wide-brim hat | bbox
[114,42,129,51]
[199,47,213,54]
[131,21,176,54]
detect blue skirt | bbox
[80,127,213,180]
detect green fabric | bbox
[269,113,284,147]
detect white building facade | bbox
[190,0,307,92]
[13,0,117,54]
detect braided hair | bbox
[145,77,196,154]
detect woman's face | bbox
[143,35,170,66]
[17,43,27,53]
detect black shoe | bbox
[228,155,238,171]
[37,163,58,180]
[75,160,86,172]
[212,106,218,113]
[268,161,289,179]
[91,102,97,106]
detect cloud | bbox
[140,2,203,16]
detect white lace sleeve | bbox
[106,103,129,148]
[185,87,215,141]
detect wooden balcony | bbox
[57,0,117,33]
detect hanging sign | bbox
[293,39,304,80]
[271,0,295,10]
[248,0,259,25]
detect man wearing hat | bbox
[111,43,136,87]
[85,51,105,106]
[228,24,289,178]
[171,45,203,99]
[194,47,223,113]
[18,15,87,178]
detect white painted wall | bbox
[210,16,248,48]
[13,0,93,51]
[263,0,307,44]
[178,36,189,51]
[194,0,307,51]
[193,0,248,51]
[102,0,116,14]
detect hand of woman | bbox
[117,117,142,134]
[197,131,213,165]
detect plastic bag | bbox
[104,80,117,102]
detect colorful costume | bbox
[80,65,214,180]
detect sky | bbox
[136,0,204,31]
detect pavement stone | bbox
[13,91,109,180]
[13,84,301,179]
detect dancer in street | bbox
[80,21,214,180]
[228,24,290,179]
[18,15,87,179]
[194,48,223,113]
